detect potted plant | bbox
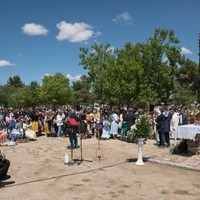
[127,114,152,165]
[127,114,152,142]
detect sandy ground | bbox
[0,135,200,200]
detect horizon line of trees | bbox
[0,28,199,109]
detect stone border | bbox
[148,158,200,172]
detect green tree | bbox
[72,75,96,106]
[12,81,41,108]
[173,58,199,105]
[79,28,181,107]
[79,43,118,106]
[39,73,74,106]
[7,75,24,88]
[136,28,181,105]
[0,85,15,107]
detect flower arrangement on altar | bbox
[126,114,152,143]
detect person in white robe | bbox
[110,110,119,139]
[101,115,110,139]
[170,107,179,140]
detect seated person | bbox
[23,120,37,140]
[0,150,11,186]
[0,129,8,144]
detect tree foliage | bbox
[79,28,181,107]
[72,75,96,106]
[7,75,24,88]
[39,73,74,106]
[173,58,199,105]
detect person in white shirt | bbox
[56,110,65,137]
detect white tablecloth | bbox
[175,124,200,140]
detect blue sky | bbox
[0,0,200,85]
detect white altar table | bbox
[175,124,200,141]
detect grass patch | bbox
[81,178,91,182]
[108,191,119,198]
[119,184,129,188]
[73,183,83,187]
[161,189,170,194]
[174,189,195,196]
[193,184,200,188]
[117,190,125,194]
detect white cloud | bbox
[181,47,192,55]
[107,46,115,53]
[43,73,52,77]
[112,12,133,25]
[22,23,49,36]
[56,21,94,42]
[94,31,102,37]
[66,74,82,81]
[0,60,16,67]
[41,74,81,82]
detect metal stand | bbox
[68,123,92,166]
[77,133,93,165]
[68,146,81,166]
[96,127,104,162]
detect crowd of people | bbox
[0,105,190,147]
[0,104,191,187]
[153,106,188,148]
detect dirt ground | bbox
[0,135,200,200]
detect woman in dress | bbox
[23,120,37,140]
[101,115,110,139]
[110,109,119,139]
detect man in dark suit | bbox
[179,108,188,125]
[160,106,172,147]
[124,108,136,131]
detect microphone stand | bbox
[78,121,93,165]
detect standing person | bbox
[153,108,161,144]
[77,109,87,138]
[160,106,172,147]
[38,111,45,135]
[119,109,128,139]
[67,109,79,149]
[179,108,188,125]
[101,115,110,139]
[44,111,52,136]
[94,107,103,139]
[110,109,119,139]
[56,110,65,138]
[86,110,94,137]
[170,107,180,139]
[155,108,164,147]
[0,150,11,187]
[125,108,136,131]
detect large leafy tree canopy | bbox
[79,28,182,107]
[80,43,117,105]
